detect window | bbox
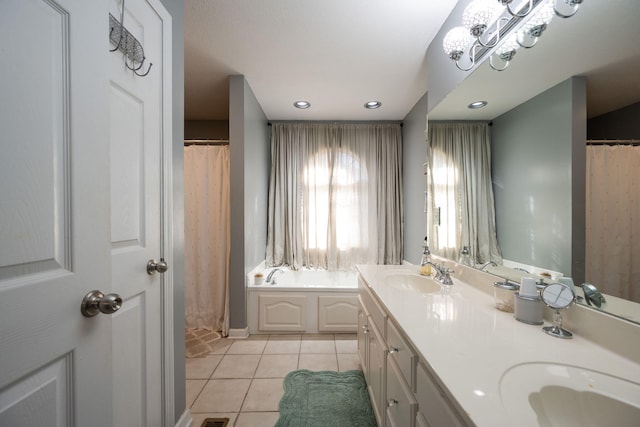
[266,123,403,270]
[302,148,369,252]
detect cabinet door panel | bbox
[357,296,370,378]
[416,412,429,427]
[387,358,417,427]
[367,319,386,427]
[416,363,465,427]
[360,282,387,338]
[318,295,358,332]
[258,295,307,331]
[387,320,417,391]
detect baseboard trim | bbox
[175,408,192,427]
[228,327,249,339]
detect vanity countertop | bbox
[356,263,640,426]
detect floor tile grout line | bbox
[187,332,359,422]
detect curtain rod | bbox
[184,139,229,146]
[268,121,403,127]
[587,139,640,145]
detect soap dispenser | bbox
[459,246,473,267]
[420,237,432,276]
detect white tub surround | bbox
[247,268,359,334]
[356,262,640,427]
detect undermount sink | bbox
[383,273,442,294]
[499,363,640,426]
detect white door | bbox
[107,0,169,425]
[0,0,114,426]
[0,0,172,426]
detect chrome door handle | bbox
[147,258,168,275]
[81,290,123,317]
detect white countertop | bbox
[356,264,640,426]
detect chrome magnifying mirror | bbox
[541,282,576,339]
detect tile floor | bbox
[186,333,361,427]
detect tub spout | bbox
[266,268,285,284]
[478,261,498,271]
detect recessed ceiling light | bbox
[468,100,488,109]
[364,101,382,109]
[293,100,310,109]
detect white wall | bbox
[229,76,270,330]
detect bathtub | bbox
[250,266,358,289]
[247,266,359,334]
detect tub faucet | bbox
[478,261,497,271]
[266,268,284,284]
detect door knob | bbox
[81,290,123,317]
[147,258,168,275]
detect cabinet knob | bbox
[389,346,399,354]
[387,398,398,407]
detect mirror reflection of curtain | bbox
[586,144,640,303]
[184,145,230,335]
[266,122,403,271]
[426,122,502,264]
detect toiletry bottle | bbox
[459,246,473,267]
[420,237,432,276]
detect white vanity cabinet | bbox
[357,275,471,427]
[358,288,388,424]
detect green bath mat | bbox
[276,369,377,427]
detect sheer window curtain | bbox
[586,144,640,303]
[266,123,403,271]
[184,145,230,335]
[426,122,502,264]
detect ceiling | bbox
[428,0,640,120]
[184,1,640,123]
[184,0,458,121]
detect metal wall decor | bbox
[109,1,152,77]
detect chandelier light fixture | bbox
[443,0,584,72]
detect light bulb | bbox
[462,0,503,37]
[495,33,519,56]
[523,0,554,33]
[443,26,472,60]
[518,0,554,45]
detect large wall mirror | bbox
[427,0,640,324]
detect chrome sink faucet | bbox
[266,268,285,284]
[424,262,454,286]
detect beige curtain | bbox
[426,122,502,264]
[184,145,230,334]
[266,122,403,271]
[586,144,640,303]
